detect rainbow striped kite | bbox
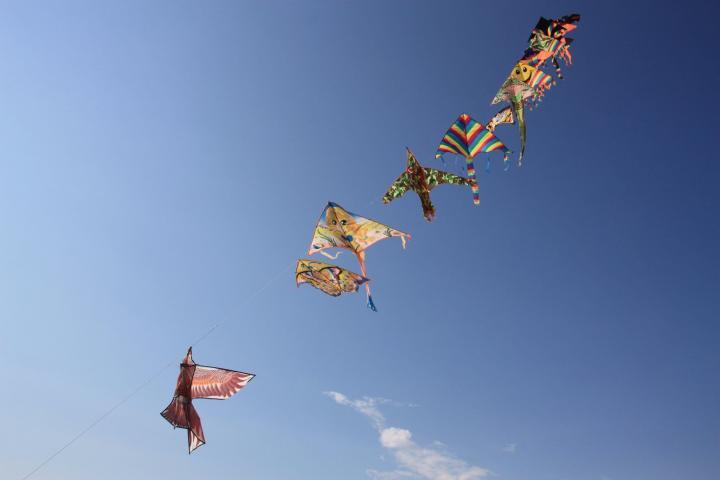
[435,113,510,204]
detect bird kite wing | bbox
[382,171,413,204]
[191,365,255,400]
[423,167,472,191]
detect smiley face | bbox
[510,62,536,83]
[325,205,357,232]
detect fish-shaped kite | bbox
[296,258,368,297]
[523,14,580,78]
[435,113,511,204]
[492,61,553,164]
[383,147,473,221]
[161,347,255,453]
[307,202,410,311]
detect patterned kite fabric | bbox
[436,113,509,159]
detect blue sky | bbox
[2,1,719,479]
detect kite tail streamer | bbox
[514,101,526,166]
[503,152,511,172]
[485,158,491,173]
[319,251,342,260]
[465,157,480,205]
[358,252,377,312]
[552,58,564,79]
[366,294,377,312]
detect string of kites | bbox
[162,13,580,454]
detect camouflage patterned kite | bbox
[383,147,472,221]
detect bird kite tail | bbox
[161,397,191,429]
[186,403,205,454]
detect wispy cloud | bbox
[324,391,490,480]
[501,443,517,454]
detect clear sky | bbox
[2,1,719,479]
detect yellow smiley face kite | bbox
[510,62,536,83]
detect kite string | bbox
[19,260,295,480]
[20,360,174,480]
[190,260,295,348]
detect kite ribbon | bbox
[356,251,377,312]
[465,156,480,205]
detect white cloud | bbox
[323,391,386,429]
[380,428,413,448]
[326,391,491,480]
[366,469,416,480]
[501,443,517,454]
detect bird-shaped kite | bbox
[296,258,369,297]
[161,347,255,453]
[383,147,473,221]
[308,202,410,311]
[435,113,511,204]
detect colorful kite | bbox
[494,14,580,164]
[522,14,580,78]
[435,113,510,204]
[492,62,552,164]
[486,106,515,133]
[383,147,472,221]
[307,202,410,311]
[161,347,255,453]
[296,258,368,297]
